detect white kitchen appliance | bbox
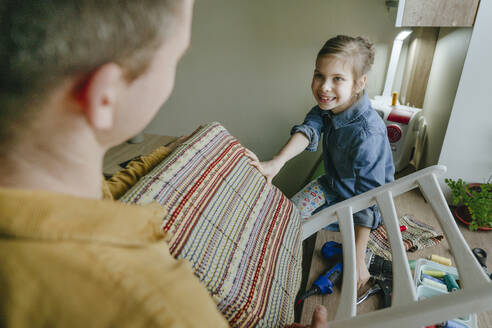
[371,96,426,172]
[371,30,427,173]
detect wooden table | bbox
[103,134,177,176]
[300,189,492,327]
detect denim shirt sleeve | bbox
[351,132,389,194]
[290,107,323,152]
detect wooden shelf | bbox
[396,0,480,27]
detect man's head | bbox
[0,0,193,152]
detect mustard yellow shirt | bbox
[103,145,173,200]
[0,188,229,327]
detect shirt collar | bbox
[323,92,370,129]
[0,188,169,246]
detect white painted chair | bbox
[301,165,492,328]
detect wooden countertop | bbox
[103,134,177,176]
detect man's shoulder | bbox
[0,237,228,327]
[0,240,123,326]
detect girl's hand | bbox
[356,258,371,290]
[244,149,284,185]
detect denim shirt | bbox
[291,92,395,229]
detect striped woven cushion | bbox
[120,122,302,327]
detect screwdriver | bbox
[296,241,343,305]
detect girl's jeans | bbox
[291,178,380,230]
[290,179,340,231]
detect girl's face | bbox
[311,56,365,114]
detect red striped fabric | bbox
[121,123,303,327]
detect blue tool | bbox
[296,241,343,305]
[321,241,343,260]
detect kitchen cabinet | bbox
[396,0,480,27]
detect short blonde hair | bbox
[0,0,181,146]
[317,35,375,80]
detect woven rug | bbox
[367,214,444,260]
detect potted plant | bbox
[445,177,492,231]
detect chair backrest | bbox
[301,165,492,328]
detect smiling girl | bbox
[246,35,394,290]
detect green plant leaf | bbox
[447,178,492,230]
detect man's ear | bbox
[355,75,367,94]
[77,63,125,131]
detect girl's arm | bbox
[245,132,309,185]
[246,106,324,184]
[355,225,371,290]
[351,132,394,289]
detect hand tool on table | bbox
[472,247,492,280]
[296,241,343,305]
[366,251,393,279]
[297,243,396,306]
[358,251,393,308]
[356,278,392,308]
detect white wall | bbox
[145,0,402,196]
[439,0,492,184]
[422,28,472,168]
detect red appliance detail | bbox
[387,124,402,143]
[387,107,412,124]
